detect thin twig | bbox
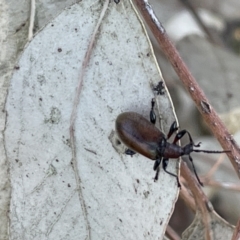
[28,0,35,40]
[179,177,196,212]
[202,179,240,191]
[203,154,225,180]
[69,1,110,239]
[166,225,181,240]
[200,153,240,191]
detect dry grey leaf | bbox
[4,1,179,239]
[0,0,99,237]
[192,135,240,225]
[182,211,234,240]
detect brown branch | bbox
[179,177,196,212]
[133,0,240,180]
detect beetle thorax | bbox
[161,142,184,159]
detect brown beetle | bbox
[116,99,229,188]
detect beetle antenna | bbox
[193,149,230,154]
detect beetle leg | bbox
[153,158,161,181]
[172,129,200,148]
[189,155,203,186]
[157,138,167,156]
[150,98,156,124]
[125,149,136,156]
[162,158,181,188]
[154,167,160,182]
[153,158,161,171]
[172,129,191,144]
[183,131,202,148]
[167,121,178,139]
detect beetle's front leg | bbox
[167,121,178,139]
[172,129,200,148]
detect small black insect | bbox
[153,81,165,95]
[114,0,120,4]
[115,99,229,187]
